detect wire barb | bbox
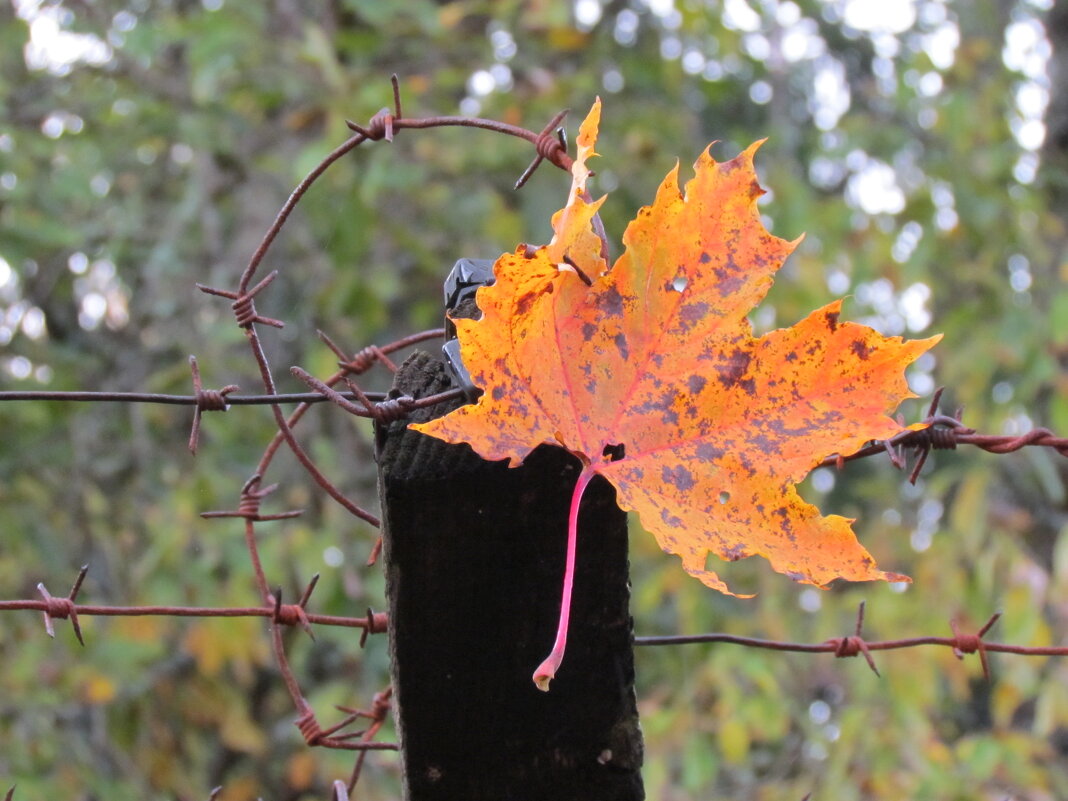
[293,699,398,754]
[515,108,570,189]
[826,602,880,676]
[292,364,422,423]
[196,270,285,329]
[291,366,373,419]
[318,330,398,375]
[343,686,394,790]
[374,394,418,423]
[950,612,1001,680]
[187,355,239,455]
[200,474,303,522]
[272,582,316,641]
[360,608,388,648]
[391,73,402,118]
[36,564,88,645]
[347,106,395,142]
[296,709,324,745]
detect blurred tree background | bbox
[1,0,1066,798]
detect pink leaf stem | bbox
[533,466,596,691]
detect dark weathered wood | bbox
[377,351,644,801]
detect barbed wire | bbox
[0,75,588,795]
[819,388,1068,482]
[7,573,1066,685]
[3,74,1067,797]
[5,385,1064,466]
[0,566,388,636]
[636,603,1068,680]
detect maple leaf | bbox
[412,100,940,690]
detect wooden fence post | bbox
[376,351,644,800]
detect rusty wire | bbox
[10,573,1068,685]
[636,603,1068,681]
[819,387,1068,481]
[0,75,577,789]
[0,592,387,633]
[3,75,1068,795]
[160,76,578,786]
[0,388,393,404]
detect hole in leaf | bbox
[672,274,688,292]
[718,490,730,505]
[602,442,626,462]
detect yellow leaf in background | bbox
[407,73,430,95]
[287,750,318,790]
[546,27,590,51]
[183,621,224,676]
[949,470,990,536]
[923,736,953,766]
[717,716,750,765]
[438,2,465,30]
[82,672,117,704]
[181,618,268,679]
[992,681,1022,728]
[148,745,178,788]
[220,705,268,755]
[115,615,167,643]
[216,777,259,801]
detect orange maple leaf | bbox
[412,100,940,689]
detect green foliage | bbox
[1,1,1065,798]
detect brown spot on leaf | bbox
[716,347,752,389]
[660,508,683,527]
[662,464,696,491]
[751,433,781,455]
[723,544,746,561]
[696,442,724,460]
[677,301,710,331]
[713,266,744,295]
[600,284,626,317]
